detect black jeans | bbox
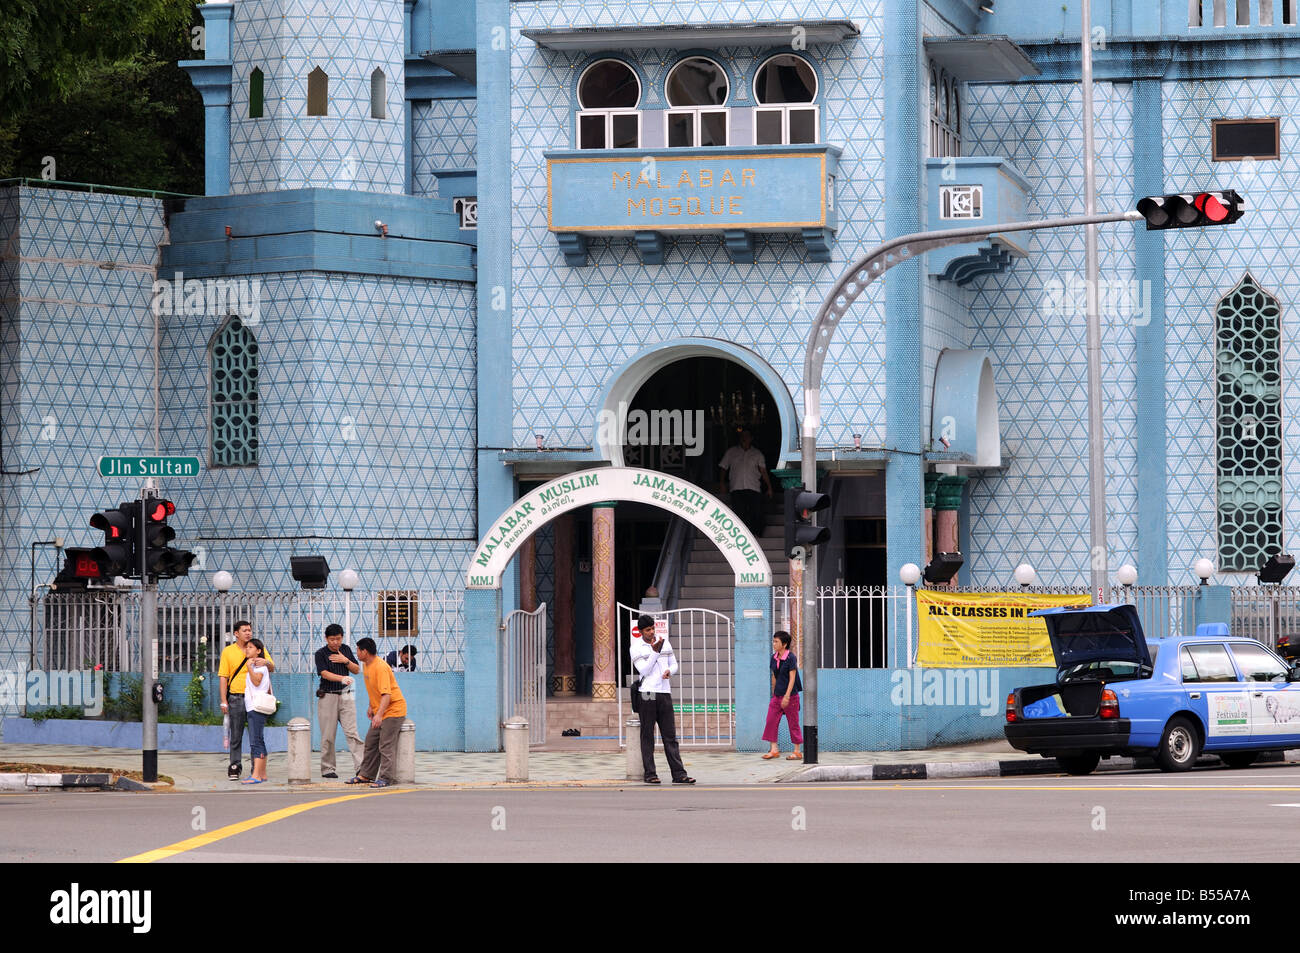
[639,692,688,781]
[730,489,765,538]
[227,696,247,769]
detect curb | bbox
[0,772,112,791]
[783,749,1297,782]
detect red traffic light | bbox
[1136,190,1243,230]
[1195,192,1229,223]
[147,499,176,522]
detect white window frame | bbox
[753,104,820,145]
[576,109,642,149]
[664,56,730,108]
[664,107,730,148]
[577,58,642,109]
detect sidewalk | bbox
[0,740,1044,791]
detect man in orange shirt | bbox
[347,637,407,788]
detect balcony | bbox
[544,145,840,265]
[925,157,1031,285]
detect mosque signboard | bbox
[545,146,839,235]
[466,467,772,590]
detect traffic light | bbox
[784,486,830,559]
[52,547,107,590]
[89,503,135,579]
[1136,190,1244,230]
[141,498,196,579]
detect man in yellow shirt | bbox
[218,620,276,780]
[348,637,407,788]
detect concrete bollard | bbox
[287,717,311,784]
[396,719,416,783]
[504,716,529,782]
[625,715,642,781]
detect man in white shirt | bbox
[631,613,695,784]
[718,429,772,537]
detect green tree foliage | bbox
[0,0,204,194]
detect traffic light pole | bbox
[799,208,1141,764]
[139,484,158,782]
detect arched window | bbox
[927,62,961,158]
[307,66,329,116]
[250,68,264,119]
[665,56,729,147]
[1216,274,1282,571]
[211,316,260,467]
[753,53,818,145]
[371,68,386,119]
[576,59,640,149]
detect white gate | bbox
[504,602,547,745]
[617,603,734,748]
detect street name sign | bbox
[98,456,202,478]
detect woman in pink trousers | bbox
[762,631,803,760]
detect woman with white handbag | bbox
[242,638,275,785]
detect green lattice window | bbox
[1216,274,1282,572]
[211,316,259,467]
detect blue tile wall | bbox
[411,98,478,197]
[961,81,1140,586]
[509,0,887,452]
[1162,78,1300,585]
[0,188,164,680]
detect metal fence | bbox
[1230,586,1300,653]
[34,588,466,675]
[504,603,548,745]
[773,584,1203,669]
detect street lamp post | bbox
[799,208,1142,764]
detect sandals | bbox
[370,779,392,788]
[762,752,780,760]
[240,778,265,785]
[787,753,803,760]
[344,775,373,785]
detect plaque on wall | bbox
[378,590,418,638]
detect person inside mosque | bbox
[718,429,773,539]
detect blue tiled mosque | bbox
[3,0,1298,750]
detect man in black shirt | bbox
[314,623,364,779]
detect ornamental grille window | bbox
[929,63,961,158]
[211,316,260,467]
[1216,274,1282,572]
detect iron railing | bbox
[34,588,466,675]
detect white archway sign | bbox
[466,467,772,589]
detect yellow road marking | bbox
[116,787,416,863]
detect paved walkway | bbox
[0,740,1037,791]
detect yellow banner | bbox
[916,591,1090,667]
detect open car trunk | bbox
[1017,680,1105,718]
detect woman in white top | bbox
[242,638,272,784]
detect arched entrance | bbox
[463,468,772,752]
[593,338,799,471]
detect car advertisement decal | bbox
[1206,692,1249,736]
[1249,688,1300,737]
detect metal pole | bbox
[140,484,158,782]
[800,404,819,765]
[1081,0,1107,603]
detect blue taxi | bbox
[1004,604,1300,775]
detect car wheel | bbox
[1056,753,1100,776]
[1155,716,1201,772]
[1220,751,1259,769]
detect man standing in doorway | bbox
[718,428,772,539]
[632,613,695,785]
[315,623,364,780]
[218,620,276,780]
